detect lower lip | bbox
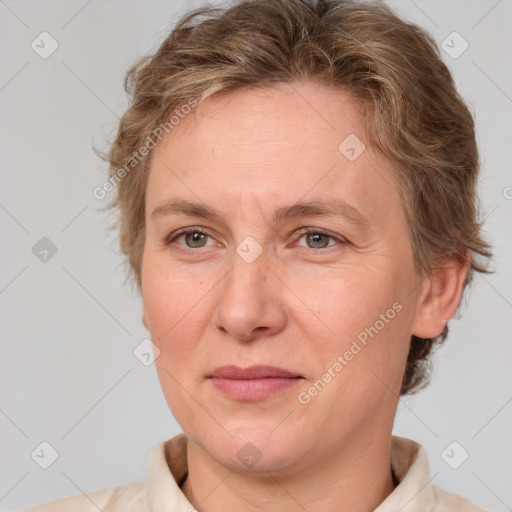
[209,377,302,401]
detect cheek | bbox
[293,266,399,336]
[144,268,209,422]
[294,266,410,386]
[142,252,210,340]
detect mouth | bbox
[207,365,304,401]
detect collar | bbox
[375,435,434,511]
[146,434,434,512]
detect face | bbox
[141,82,425,474]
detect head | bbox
[103,0,492,473]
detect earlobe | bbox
[411,254,470,338]
[142,309,149,330]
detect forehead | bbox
[146,82,402,227]
[169,82,365,153]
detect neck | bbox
[180,429,396,512]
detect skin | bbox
[141,81,469,512]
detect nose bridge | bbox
[226,238,270,299]
[211,237,284,340]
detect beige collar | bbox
[146,433,434,512]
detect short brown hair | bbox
[102,0,492,394]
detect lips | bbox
[207,365,303,401]
[208,365,302,379]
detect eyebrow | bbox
[151,198,370,227]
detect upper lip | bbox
[208,365,302,379]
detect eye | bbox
[295,228,345,249]
[162,227,345,251]
[164,227,215,249]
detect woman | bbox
[24,0,492,510]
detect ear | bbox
[411,254,470,338]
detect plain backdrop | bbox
[1,0,511,510]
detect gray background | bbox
[1,0,510,510]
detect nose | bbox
[211,246,287,343]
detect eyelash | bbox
[162,227,345,251]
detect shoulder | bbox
[19,480,146,512]
[432,484,491,511]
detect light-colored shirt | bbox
[21,434,489,511]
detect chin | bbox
[194,423,310,474]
